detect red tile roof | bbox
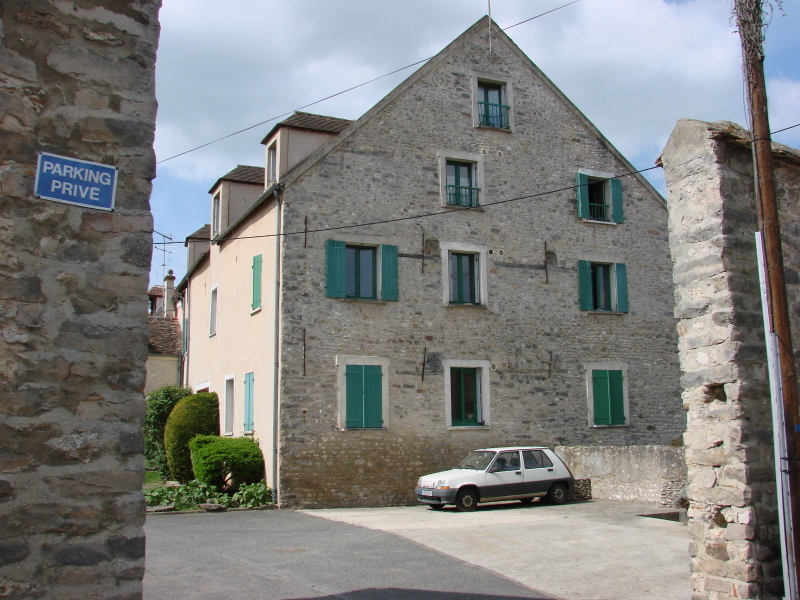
[148,317,182,355]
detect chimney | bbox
[164,270,176,319]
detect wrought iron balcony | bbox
[478,101,510,129]
[446,185,481,207]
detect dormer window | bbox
[267,143,277,186]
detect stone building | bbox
[177,17,684,508]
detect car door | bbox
[521,450,555,495]
[483,450,525,499]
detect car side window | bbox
[523,450,553,469]
[492,451,520,472]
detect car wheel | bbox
[429,503,445,510]
[455,489,478,512]
[546,483,568,505]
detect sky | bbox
[148,0,800,287]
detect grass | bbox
[143,470,164,490]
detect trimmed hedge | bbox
[189,435,265,493]
[164,392,220,483]
[144,385,193,479]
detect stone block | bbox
[724,524,755,540]
[52,546,108,566]
[0,540,30,567]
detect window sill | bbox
[591,424,629,428]
[581,218,616,226]
[340,298,386,304]
[223,431,233,437]
[250,306,262,315]
[585,310,626,316]
[341,427,388,431]
[243,431,254,436]
[446,303,487,309]
[442,204,485,212]
[447,425,490,430]
[475,125,513,133]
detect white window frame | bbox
[471,71,515,132]
[211,192,221,238]
[578,168,616,225]
[437,150,484,208]
[335,355,390,431]
[267,143,278,186]
[223,375,235,436]
[209,286,218,337]
[584,361,630,428]
[193,380,211,394]
[443,359,491,429]
[440,242,488,307]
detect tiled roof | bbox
[185,224,210,246]
[209,165,264,193]
[148,317,182,355]
[148,285,164,297]
[261,111,352,144]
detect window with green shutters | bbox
[243,372,254,432]
[450,367,480,426]
[578,261,628,313]
[251,254,262,310]
[576,173,623,223]
[591,369,626,426]
[325,240,398,301]
[345,364,383,428]
[449,252,478,304]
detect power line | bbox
[772,122,800,135]
[153,162,668,246]
[156,1,582,165]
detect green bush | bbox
[189,435,265,493]
[144,479,272,510]
[144,385,193,479]
[231,481,272,507]
[164,392,220,483]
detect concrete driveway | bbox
[302,500,690,600]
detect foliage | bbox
[189,435,265,494]
[144,479,272,510]
[143,470,163,485]
[144,385,192,479]
[163,392,220,483]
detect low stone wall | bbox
[556,445,687,505]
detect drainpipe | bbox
[271,186,283,504]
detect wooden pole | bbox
[735,0,800,595]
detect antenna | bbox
[488,0,493,55]
[153,230,173,281]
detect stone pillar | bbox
[0,2,160,599]
[660,119,800,600]
[164,270,175,319]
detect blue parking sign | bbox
[34,152,118,211]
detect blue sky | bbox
[149,0,800,287]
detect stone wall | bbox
[0,2,160,599]
[660,119,800,600]
[556,445,686,505]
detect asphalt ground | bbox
[144,500,690,600]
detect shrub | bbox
[164,392,220,483]
[144,480,232,510]
[144,385,193,479]
[189,435,265,494]
[231,481,272,507]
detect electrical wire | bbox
[156,1,582,165]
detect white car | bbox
[415,446,575,511]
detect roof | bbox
[185,224,210,247]
[208,165,265,193]
[148,316,182,355]
[260,111,352,145]
[148,285,164,297]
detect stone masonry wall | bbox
[0,3,159,599]
[275,20,684,508]
[660,119,800,600]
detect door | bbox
[521,450,555,495]
[483,451,525,499]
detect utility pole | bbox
[735,0,800,596]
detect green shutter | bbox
[380,245,399,301]
[609,370,626,425]
[615,263,629,313]
[244,372,254,431]
[363,365,383,427]
[610,179,624,224]
[345,365,364,428]
[578,260,593,310]
[576,173,590,219]
[251,254,262,310]
[326,240,346,298]
[592,370,611,425]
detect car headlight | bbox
[434,480,450,490]
[416,479,422,487]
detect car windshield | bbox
[456,451,496,470]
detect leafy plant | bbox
[144,480,234,510]
[189,435,265,493]
[144,385,192,479]
[231,481,272,507]
[164,392,220,483]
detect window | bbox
[471,72,514,131]
[336,356,390,430]
[325,241,398,301]
[445,160,480,207]
[209,287,218,336]
[576,170,623,223]
[267,144,277,186]
[212,193,221,237]
[585,363,628,427]
[224,377,234,435]
[477,81,510,129]
[243,372,254,433]
[441,242,488,306]
[578,261,628,313]
[443,359,491,428]
[251,254,262,311]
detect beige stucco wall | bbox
[264,128,338,183]
[144,354,180,395]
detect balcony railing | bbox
[478,102,510,129]
[588,202,609,221]
[446,185,481,207]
